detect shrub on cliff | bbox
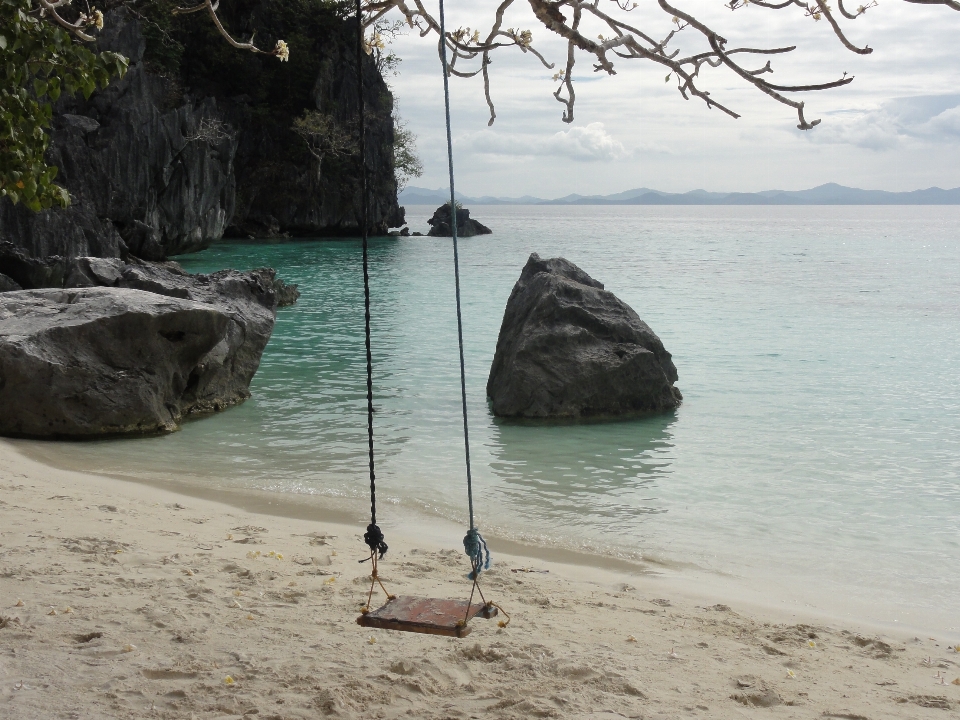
[0,0,127,210]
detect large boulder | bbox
[426,204,492,238]
[0,288,248,436]
[0,263,278,437]
[487,254,682,418]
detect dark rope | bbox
[438,0,486,578]
[356,0,386,559]
[362,523,388,561]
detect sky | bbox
[379,1,960,197]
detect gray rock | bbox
[270,275,301,307]
[0,274,21,293]
[0,258,280,437]
[64,257,122,288]
[0,7,403,262]
[486,253,682,418]
[0,288,261,437]
[60,114,101,134]
[0,241,67,289]
[114,261,278,411]
[426,205,492,238]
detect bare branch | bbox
[35,0,99,42]
[292,111,356,179]
[348,0,957,131]
[809,0,872,54]
[172,0,289,61]
[185,117,233,143]
[903,0,960,10]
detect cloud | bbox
[809,94,960,151]
[458,122,627,162]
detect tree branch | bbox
[349,0,958,130]
[172,0,288,60]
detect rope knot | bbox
[363,523,388,559]
[463,528,491,580]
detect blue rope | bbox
[463,528,491,580]
[438,0,489,576]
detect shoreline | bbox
[8,437,957,643]
[3,440,960,719]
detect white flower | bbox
[92,9,103,30]
[274,39,290,62]
[512,29,532,47]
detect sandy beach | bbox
[1,439,958,719]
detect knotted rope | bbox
[463,527,490,581]
[355,0,387,565]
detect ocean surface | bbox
[31,206,960,634]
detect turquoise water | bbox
[43,206,960,632]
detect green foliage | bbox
[0,0,128,210]
[293,109,355,162]
[393,117,422,193]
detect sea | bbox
[26,205,960,636]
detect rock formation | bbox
[426,204,492,237]
[0,273,21,293]
[272,277,301,307]
[487,254,682,418]
[0,5,403,265]
[0,263,279,438]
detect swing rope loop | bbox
[355,0,386,559]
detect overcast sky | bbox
[381,1,960,197]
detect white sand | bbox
[1,439,958,719]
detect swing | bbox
[349,0,507,638]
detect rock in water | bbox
[487,254,681,418]
[426,205,492,237]
[271,276,301,307]
[0,265,277,437]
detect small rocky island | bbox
[426,204,492,237]
[487,253,682,419]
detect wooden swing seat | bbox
[357,595,498,637]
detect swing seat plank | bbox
[357,596,498,638]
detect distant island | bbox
[400,183,960,206]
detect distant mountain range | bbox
[400,183,960,206]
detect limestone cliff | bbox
[0,2,403,277]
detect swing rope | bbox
[437,0,491,583]
[356,0,387,565]
[354,0,500,625]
